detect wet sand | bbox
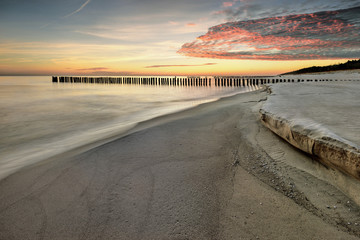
[0,89,359,239]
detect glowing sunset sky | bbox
[0,0,359,76]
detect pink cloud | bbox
[178,7,360,60]
[223,2,234,7]
[77,67,109,71]
[169,21,179,26]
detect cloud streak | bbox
[64,0,91,18]
[88,71,138,76]
[186,23,197,27]
[77,67,109,71]
[178,6,360,60]
[145,63,217,68]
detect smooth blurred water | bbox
[0,76,259,180]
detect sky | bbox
[0,0,359,76]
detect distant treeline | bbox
[283,59,360,75]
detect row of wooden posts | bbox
[52,76,354,87]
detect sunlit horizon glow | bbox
[0,0,359,76]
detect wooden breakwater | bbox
[52,76,357,87]
[52,76,258,87]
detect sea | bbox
[0,76,260,180]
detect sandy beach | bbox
[1,88,360,240]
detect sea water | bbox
[0,76,259,180]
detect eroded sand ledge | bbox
[260,83,360,180]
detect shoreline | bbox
[1,88,360,239]
[0,84,259,182]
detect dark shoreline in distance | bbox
[282,59,360,75]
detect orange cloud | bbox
[186,23,197,27]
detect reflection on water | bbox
[0,76,260,180]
